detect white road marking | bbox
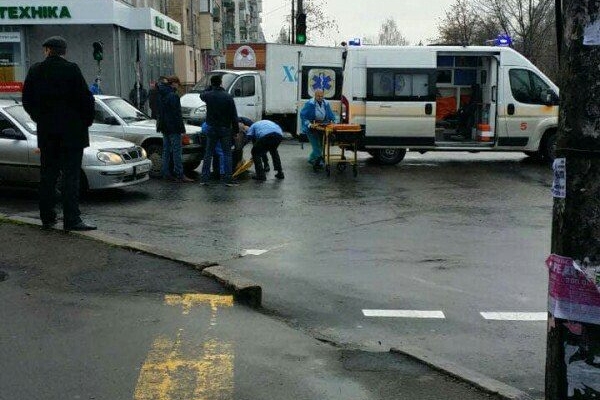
[480,312,547,321]
[241,249,269,256]
[362,310,446,319]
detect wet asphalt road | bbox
[0,139,552,397]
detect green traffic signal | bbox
[93,41,103,62]
[296,13,307,45]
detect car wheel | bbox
[145,143,163,178]
[371,148,407,165]
[543,131,558,161]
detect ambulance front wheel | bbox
[370,148,406,165]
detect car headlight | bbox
[192,105,206,116]
[140,147,147,159]
[97,151,124,165]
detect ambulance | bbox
[328,45,559,164]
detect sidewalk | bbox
[0,219,506,400]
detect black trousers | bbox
[251,133,282,179]
[39,142,83,226]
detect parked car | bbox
[0,100,152,191]
[180,89,206,126]
[91,95,204,177]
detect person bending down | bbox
[241,120,285,181]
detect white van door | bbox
[365,68,436,146]
[231,75,262,122]
[500,67,559,147]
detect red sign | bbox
[520,122,528,131]
[0,82,23,92]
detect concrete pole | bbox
[546,1,600,399]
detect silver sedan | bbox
[0,101,151,191]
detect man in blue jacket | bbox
[242,120,285,181]
[299,89,335,170]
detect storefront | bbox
[0,0,181,100]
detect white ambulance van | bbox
[336,45,559,164]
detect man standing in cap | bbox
[22,36,97,231]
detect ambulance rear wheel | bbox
[371,148,406,165]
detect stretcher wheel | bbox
[352,165,358,177]
[337,163,347,172]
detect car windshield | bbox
[103,97,149,123]
[4,105,37,134]
[190,72,237,93]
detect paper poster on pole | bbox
[552,158,566,198]
[547,254,600,324]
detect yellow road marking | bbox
[164,294,233,315]
[133,294,235,400]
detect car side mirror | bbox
[104,116,119,125]
[544,91,559,106]
[1,128,25,140]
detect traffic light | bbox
[295,13,307,45]
[92,41,103,62]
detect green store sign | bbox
[155,16,179,35]
[0,6,71,19]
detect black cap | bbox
[42,36,67,51]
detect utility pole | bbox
[291,0,295,44]
[190,0,197,83]
[546,1,600,399]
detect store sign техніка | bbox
[0,6,72,19]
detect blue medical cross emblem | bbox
[311,73,332,91]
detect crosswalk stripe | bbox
[480,312,547,321]
[362,310,446,319]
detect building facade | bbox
[0,0,181,99]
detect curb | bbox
[1,215,536,399]
[202,265,262,308]
[390,346,536,400]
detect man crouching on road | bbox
[240,120,285,181]
[22,36,97,231]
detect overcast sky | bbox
[260,0,457,46]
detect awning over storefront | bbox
[0,0,181,41]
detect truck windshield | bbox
[190,73,237,92]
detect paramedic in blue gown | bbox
[299,89,335,170]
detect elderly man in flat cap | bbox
[22,36,96,231]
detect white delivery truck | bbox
[327,45,559,164]
[180,43,344,135]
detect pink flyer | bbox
[547,254,600,324]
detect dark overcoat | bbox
[22,55,95,149]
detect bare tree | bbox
[377,18,408,45]
[275,26,290,44]
[435,0,492,45]
[474,0,556,73]
[302,0,340,45]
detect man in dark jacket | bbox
[156,75,194,182]
[22,36,96,231]
[148,76,167,119]
[199,74,239,186]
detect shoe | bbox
[264,164,271,172]
[176,176,195,183]
[225,180,240,187]
[251,175,266,181]
[64,221,97,231]
[164,175,177,182]
[41,220,57,230]
[199,181,209,186]
[275,172,285,179]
